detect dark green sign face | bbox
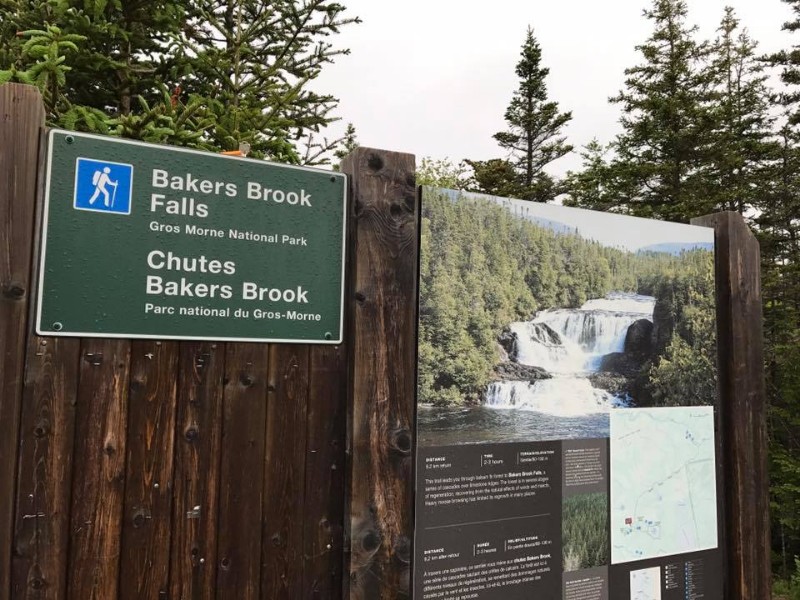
[36,130,347,343]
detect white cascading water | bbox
[486,292,656,416]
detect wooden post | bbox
[692,211,771,599]
[0,83,45,600]
[341,148,417,599]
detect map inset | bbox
[610,407,718,564]
[630,566,661,600]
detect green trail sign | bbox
[36,130,347,343]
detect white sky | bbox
[315,0,796,176]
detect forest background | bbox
[0,0,798,593]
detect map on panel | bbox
[610,407,718,564]
[629,567,661,600]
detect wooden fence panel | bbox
[168,342,225,600]
[261,345,310,598]
[341,148,417,599]
[302,345,348,598]
[215,344,269,600]
[119,340,180,599]
[11,336,80,599]
[67,339,131,600]
[0,84,45,600]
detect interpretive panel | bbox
[414,188,723,599]
[37,130,346,343]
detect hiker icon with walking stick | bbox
[88,167,118,207]
[73,157,133,215]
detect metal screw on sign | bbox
[324,332,332,340]
[65,135,74,144]
[52,322,63,331]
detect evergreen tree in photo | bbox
[468,27,573,202]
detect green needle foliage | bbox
[175,0,358,161]
[705,8,775,216]
[603,0,715,220]
[0,0,359,163]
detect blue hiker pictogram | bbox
[73,158,133,214]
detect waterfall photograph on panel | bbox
[413,187,723,600]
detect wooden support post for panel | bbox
[341,148,417,599]
[692,211,771,599]
[0,83,45,600]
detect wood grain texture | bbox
[119,340,179,599]
[261,345,310,598]
[341,148,417,599]
[692,211,771,600]
[11,336,80,599]
[215,343,269,600]
[0,83,45,600]
[302,344,347,599]
[66,339,131,600]
[169,342,225,600]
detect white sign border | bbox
[35,128,348,345]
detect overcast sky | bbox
[314,0,797,175]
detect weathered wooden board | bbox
[119,340,179,599]
[0,84,46,600]
[261,345,310,598]
[11,336,80,599]
[341,148,417,599]
[215,344,270,599]
[169,342,225,600]
[67,339,131,600]
[303,344,347,598]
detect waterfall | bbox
[487,292,655,416]
[485,379,629,417]
[509,321,585,373]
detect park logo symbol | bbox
[73,157,134,215]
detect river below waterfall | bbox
[418,292,656,446]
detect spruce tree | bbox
[464,158,526,198]
[0,0,359,163]
[563,140,617,212]
[607,0,714,220]
[763,2,800,571]
[0,0,187,128]
[704,7,775,215]
[469,27,572,202]
[176,0,359,162]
